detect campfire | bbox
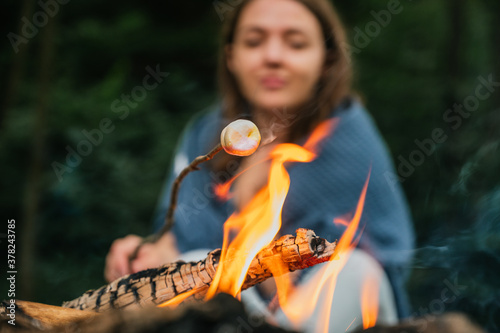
[0,120,485,333]
[63,228,337,312]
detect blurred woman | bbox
[105,0,414,331]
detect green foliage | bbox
[0,0,499,329]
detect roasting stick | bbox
[128,119,261,266]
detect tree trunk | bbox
[1,0,36,129]
[21,14,57,300]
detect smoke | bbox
[409,138,500,332]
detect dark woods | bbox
[0,0,499,331]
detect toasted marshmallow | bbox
[221,119,261,156]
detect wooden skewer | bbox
[128,119,261,267]
[128,144,223,268]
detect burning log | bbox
[1,300,484,333]
[1,294,297,333]
[63,228,336,312]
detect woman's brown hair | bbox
[211,0,353,175]
[218,0,353,142]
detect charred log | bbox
[62,228,336,312]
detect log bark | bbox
[63,228,336,312]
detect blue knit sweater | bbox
[153,98,415,317]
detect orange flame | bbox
[206,144,316,299]
[157,289,198,308]
[333,214,351,228]
[213,180,233,201]
[158,118,337,309]
[279,173,370,332]
[215,118,337,201]
[214,158,270,201]
[303,118,337,154]
[361,274,379,329]
[266,254,296,311]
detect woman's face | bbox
[227,0,326,114]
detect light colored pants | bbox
[179,248,398,333]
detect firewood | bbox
[1,294,297,333]
[0,300,97,331]
[63,228,336,312]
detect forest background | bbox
[1,0,499,330]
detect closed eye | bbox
[244,38,262,47]
[289,41,307,49]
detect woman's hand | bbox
[104,234,142,282]
[104,233,180,282]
